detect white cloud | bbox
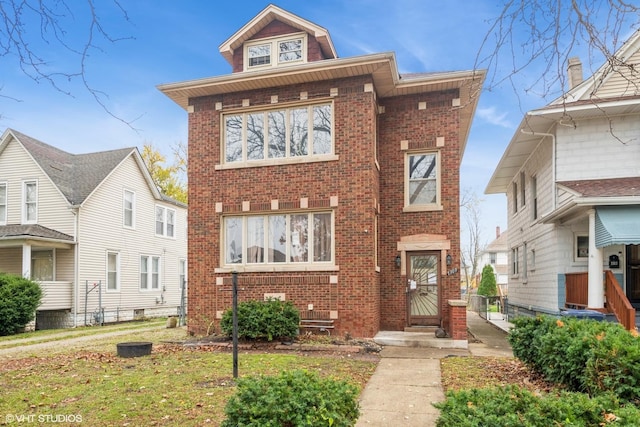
[477,106,512,128]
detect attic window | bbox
[245,33,306,71]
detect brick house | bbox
[159,5,484,339]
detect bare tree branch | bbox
[0,0,136,127]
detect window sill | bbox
[403,204,443,213]
[215,264,340,274]
[215,154,339,170]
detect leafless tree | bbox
[460,189,485,294]
[0,0,132,122]
[476,0,640,107]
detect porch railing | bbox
[605,270,636,331]
[565,272,588,308]
[38,281,73,310]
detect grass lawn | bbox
[0,323,377,426]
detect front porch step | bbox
[404,326,439,333]
[373,330,468,349]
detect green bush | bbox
[222,370,360,427]
[0,273,42,336]
[220,299,300,341]
[508,315,640,403]
[477,264,497,296]
[435,385,640,427]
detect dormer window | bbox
[245,33,306,71]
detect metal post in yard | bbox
[232,271,238,379]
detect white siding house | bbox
[0,129,187,329]
[477,227,509,295]
[486,29,640,326]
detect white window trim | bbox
[140,255,161,291]
[106,251,120,292]
[155,205,176,238]
[220,101,335,168]
[123,189,136,229]
[244,32,308,71]
[574,234,589,262]
[22,180,38,224]
[220,211,335,272]
[511,246,520,277]
[403,150,442,212]
[0,181,7,225]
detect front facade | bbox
[159,5,483,338]
[0,129,187,329]
[486,30,640,322]
[477,227,509,296]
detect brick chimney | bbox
[568,57,583,89]
[496,226,501,239]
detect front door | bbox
[626,245,640,307]
[407,251,441,326]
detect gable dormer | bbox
[218,4,337,73]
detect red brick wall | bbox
[232,21,327,72]
[187,76,380,337]
[377,91,462,333]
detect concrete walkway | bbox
[356,312,513,426]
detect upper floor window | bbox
[224,103,332,165]
[245,34,306,71]
[22,180,37,224]
[531,176,538,220]
[405,151,440,210]
[512,182,518,214]
[489,252,497,264]
[156,206,176,238]
[520,172,526,208]
[224,211,333,267]
[123,189,135,228]
[0,182,6,225]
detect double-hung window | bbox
[123,189,135,228]
[155,206,176,238]
[245,34,306,70]
[0,182,6,225]
[224,103,333,165]
[107,251,119,291]
[23,180,37,224]
[140,255,160,290]
[224,212,333,267]
[405,151,440,210]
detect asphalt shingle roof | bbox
[10,129,135,205]
[558,177,640,198]
[0,224,74,241]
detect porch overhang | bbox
[0,224,75,249]
[595,206,640,248]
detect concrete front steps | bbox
[373,326,468,349]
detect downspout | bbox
[71,207,80,328]
[519,130,556,211]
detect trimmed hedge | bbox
[222,370,360,427]
[435,386,640,427]
[220,299,300,341]
[508,315,640,403]
[0,273,42,336]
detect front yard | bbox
[0,323,377,426]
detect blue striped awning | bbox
[595,206,640,248]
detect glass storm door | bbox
[626,245,640,307]
[407,252,440,326]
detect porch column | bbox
[588,209,604,308]
[22,243,32,279]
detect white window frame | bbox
[123,189,136,229]
[0,181,7,225]
[404,150,441,212]
[244,33,307,71]
[221,102,334,168]
[107,251,120,292]
[140,255,161,291]
[222,211,335,270]
[155,205,176,238]
[511,246,519,277]
[31,249,55,281]
[22,180,38,224]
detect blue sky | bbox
[0,0,617,247]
